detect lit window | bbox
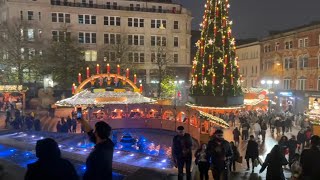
[84,50,97,61]
[27,29,34,41]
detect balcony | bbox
[50,0,182,14]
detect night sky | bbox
[174,0,320,39]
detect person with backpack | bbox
[207,129,233,180]
[195,143,209,180]
[300,135,320,180]
[172,126,193,180]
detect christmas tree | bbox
[190,0,242,98]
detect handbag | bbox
[236,156,243,163]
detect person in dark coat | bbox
[245,135,259,173]
[229,141,239,172]
[66,116,72,133]
[297,129,306,150]
[56,120,62,132]
[25,138,78,180]
[206,129,233,180]
[259,145,288,180]
[232,127,241,146]
[300,135,320,180]
[287,135,298,166]
[78,120,114,180]
[194,143,209,180]
[34,119,41,131]
[260,121,268,143]
[241,121,250,140]
[172,126,193,180]
[278,136,289,156]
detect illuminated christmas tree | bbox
[190,0,243,106]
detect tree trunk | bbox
[158,68,162,98]
[18,67,23,85]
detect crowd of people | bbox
[172,109,320,180]
[56,116,79,133]
[5,108,41,131]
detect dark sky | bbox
[174,0,320,39]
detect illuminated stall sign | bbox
[279,92,293,97]
[0,85,23,92]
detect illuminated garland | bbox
[186,103,244,110]
[198,110,230,128]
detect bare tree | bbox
[102,34,138,71]
[0,18,43,84]
[152,43,173,98]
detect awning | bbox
[198,110,230,128]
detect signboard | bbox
[279,92,293,97]
[0,85,23,92]
[93,89,106,93]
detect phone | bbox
[76,107,82,119]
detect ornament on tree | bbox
[212,74,216,85]
[208,68,214,75]
[202,65,205,76]
[208,39,214,45]
[208,55,212,65]
[203,78,208,86]
[192,58,198,66]
[217,58,223,64]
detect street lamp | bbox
[274,80,280,85]
[261,80,266,85]
[267,80,273,85]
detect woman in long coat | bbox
[259,145,288,180]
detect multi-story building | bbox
[260,22,320,113]
[0,0,192,84]
[236,41,260,88]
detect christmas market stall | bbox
[0,85,27,112]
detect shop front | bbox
[0,85,26,112]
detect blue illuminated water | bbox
[0,144,124,179]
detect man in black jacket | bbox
[172,126,193,180]
[79,119,114,180]
[25,138,78,180]
[300,135,320,180]
[207,129,233,180]
[245,135,259,173]
[287,135,298,166]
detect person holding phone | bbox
[77,112,114,180]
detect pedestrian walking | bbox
[71,118,77,133]
[207,129,233,180]
[287,135,299,166]
[297,129,306,150]
[25,138,78,180]
[78,119,114,180]
[260,121,267,143]
[232,127,241,146]
[305,127,312,148]
[259,145,288,180]
[195,143,209,180]
[300,135,320,180]
[172,126,193,180]
[278,136,289,157]
[56,120,62,133]
[241,121,250,140]
[253,122,261,140]
[245,135,259,173]
[229,141,240,172]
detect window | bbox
[284,57,293,69]
[84,50,97,61]
[52,31,71,42]
[27,11,34,20]
[298,39,304,48]
[298,55,308,68]
[113,2,117,9]
[79,32,96,43]
[318,77,320,91]
[158,6,162,12]
[52,13,70,23]
[174,53,178,63]
[38,29,42,38]
[151,19,167,29]
[151,53,166,63]
[151,36,166,46]
[27,29,34,41]
[38,12,41,21]
[128,18,144,27]
[104,33,120,44]
[297,78,306,90]
[28,48,35,60]
[264,45,271,53]
[104,16,120,26]
[128,35,144,45]
[174,37,179,47]
[283,79,291,90]
[304,38,309,47]
[20,11,23,20]
[104,52,116,62]
[106,2,111,9]
[174,21,179,29]
[129,52,145,63]
[129,4,134,10]
[275,42,279,51]
[78,14,96,24]
[135,4,141,11]
[285,41,293,49]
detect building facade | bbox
[0,0,192,84]
[236,41,260,88]
[260,23,320,113]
